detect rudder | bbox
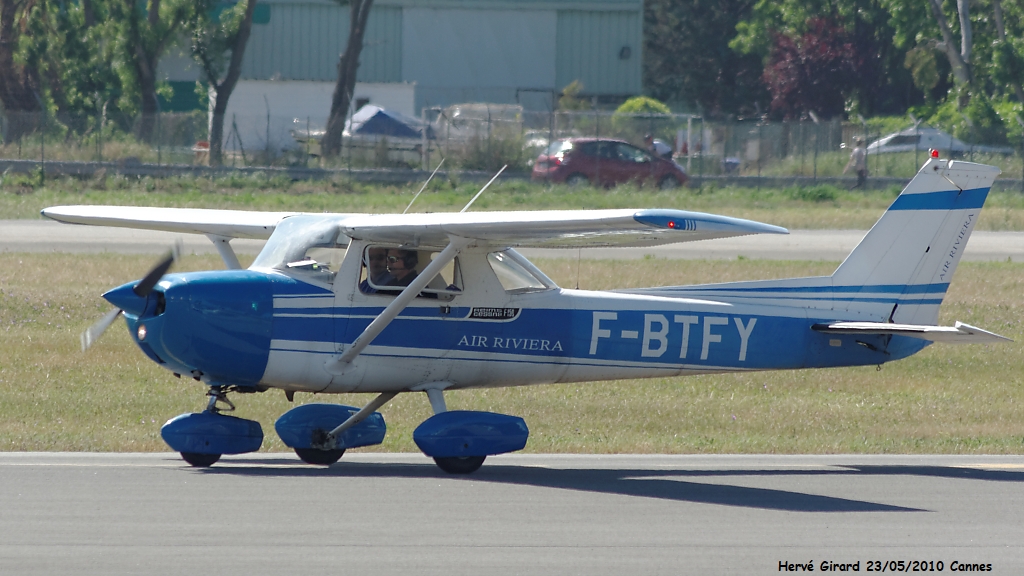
[830,158,1000,324]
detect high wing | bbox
[812,321,1011,344]
[43,205,788,248]
[41,205,304,239]
[337,209,787,248]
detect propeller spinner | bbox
[81,242,181,352]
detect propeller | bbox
[81,242,181,352]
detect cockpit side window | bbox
[487,251,552,293]
[359,245,461,300]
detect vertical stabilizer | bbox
[831,159,1000,324]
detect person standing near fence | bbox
[843,137,867,189]
[644,134,673,160]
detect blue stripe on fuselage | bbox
[270,303,914,370]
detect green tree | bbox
[1,0,128,138]
[109,0,191,140]
[0,0,45,131]
[644,0,767,118]
[990,0,1024,105]
[732,0,922,116]
[557,80,591,111]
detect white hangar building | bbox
[161,0,642,150]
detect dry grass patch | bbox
[1,254,1021,454]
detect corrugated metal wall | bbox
[556,10,641,95]
[242,2,402,83]
[239,0,641,102]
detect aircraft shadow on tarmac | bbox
[185,458,1024,513]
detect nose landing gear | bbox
[161,386,264,467]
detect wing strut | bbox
[316,391,398,449]
[324,235,473,374]
[205,234,242,269]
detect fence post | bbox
[595,109,601,184]
[686,116,692,173]
[157,114,162,166]
[1018,116,1024,193]
[265,95,271,167]
[862,119,868,179]
[698,116,704,192]
[40,110,45,186]
[421,107,428,171]
[810,113,820,184]
[757,121,762,191]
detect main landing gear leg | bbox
[424,388,486,475]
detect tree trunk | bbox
[203,0,257,167]
[135,58,160,142]
[207,89,226,166]
[926,0,972,101]
[322,0,373,158]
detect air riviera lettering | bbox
[590,312,757,361]
[940,213,974,281]
[458,335,564,351]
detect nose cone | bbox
[103,281,149,316]
[134,271,274,387]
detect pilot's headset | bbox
[398,250,419,270]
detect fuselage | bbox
[111,239,926,395]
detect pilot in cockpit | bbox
[385,249,419,287]
[359,247,392,294]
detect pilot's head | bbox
[365,247,388,279]
[386,249,418,279]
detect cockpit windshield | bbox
[251,215,348,283]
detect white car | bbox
[867,126,1014,155]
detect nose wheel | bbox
[181,452,221,467]
[433,456,486,474]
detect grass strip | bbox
[0,254,1021,454]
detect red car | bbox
[531,138,687,189]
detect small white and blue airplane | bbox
[43,157,1008,473]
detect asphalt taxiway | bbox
[1,453,1021,575]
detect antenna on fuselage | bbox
[404,158,445,214]
[460,165,507,213]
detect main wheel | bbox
[295,448,345,465]
[181,452,220,467]
[658,175,682,190]
[565,173,589,187]
[434,456,486,474]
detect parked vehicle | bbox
[867,126,1014,155]
[531,138,687,189]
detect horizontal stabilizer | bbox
[812,321,1011,344]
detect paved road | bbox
[5,219,1024,260]
[0,453,1020,575]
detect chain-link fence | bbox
[3,107,1023,184]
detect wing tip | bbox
[633,209,788,235]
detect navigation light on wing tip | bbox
[930,148,939,158]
